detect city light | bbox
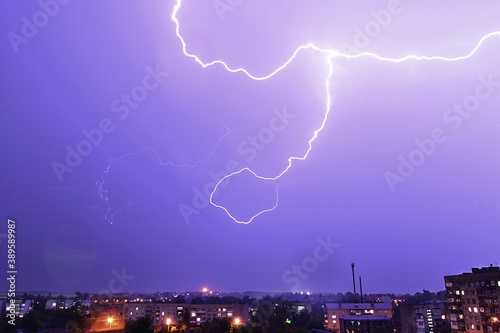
[107,317,113,328]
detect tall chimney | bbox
[351,263,357,303]
[359,276,364,303]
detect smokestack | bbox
[359,276,364,303]
[351,263,357,303]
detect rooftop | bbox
[325,303,392,310]
[341,315,392,321]
[471,266,500,274]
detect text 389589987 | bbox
[6,219,17,326]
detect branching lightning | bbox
[172,0,500,224]
[97,127,230,223]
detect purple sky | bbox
[1,0,500,295]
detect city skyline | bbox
[6,265,499,333]
[1,1,500,295]
[6,266,499,296]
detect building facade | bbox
[5,299,33,318]
[123,302,249,327]
[324,302,393,332]
[400,301,450,333]
[445,266,500,333]
[188,303,248,325]
[341,315,394,333]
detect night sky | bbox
[1,0,500,295]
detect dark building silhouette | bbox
[340,315,393,333]
[399,301,450,333]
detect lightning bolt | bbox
[172,1,500,224]
[97,127,230,224]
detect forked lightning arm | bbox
[172,0,500,224]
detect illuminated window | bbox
[333,320,337,324]
[471,325,475,329]
[332,315,337,319]
[474,307,478,313]
[441,315,445,320]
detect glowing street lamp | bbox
[166,318,171,332]
[107,317,113,329]
[231,317,240,332]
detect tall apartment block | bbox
[444,265,500,333]
[400,300,450,333]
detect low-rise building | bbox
[124,303,187,326]
[123,302,249,327]
[325,302,393,332]
[341,315,394,333]
[189,303,249,325]
[6,299,33,318]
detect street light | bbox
[107,317,113,329]
[232,317,240,332]
[166,318,171,332]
